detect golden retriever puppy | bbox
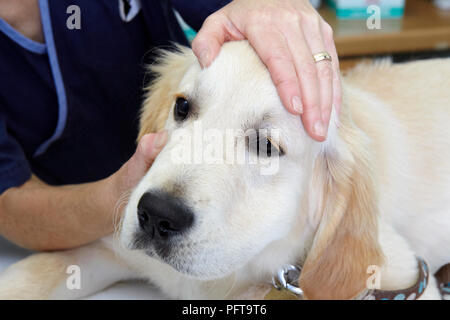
[0,41,448,300]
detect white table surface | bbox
[0,236,167,300]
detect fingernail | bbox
[313,121,326,137]
[292,96,303,114]
[153,130,167,150]
[199,49,209,68]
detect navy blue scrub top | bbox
[0,0,229,193]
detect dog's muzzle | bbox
[134,191,194,255]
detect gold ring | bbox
[313,51,332,63]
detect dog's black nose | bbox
[137,192,194,241]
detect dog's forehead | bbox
[179,42,281,120]
[201,41,270,86]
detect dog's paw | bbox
[0,253,67,300]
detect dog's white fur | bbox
[0,41,449,299]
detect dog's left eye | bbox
[174,97,190,121]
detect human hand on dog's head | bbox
[192,0,341,142]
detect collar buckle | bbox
[272,264,304,298]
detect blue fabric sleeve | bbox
[170,0,231,31]
[0,111,32,194]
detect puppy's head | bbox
[120,41,383,299]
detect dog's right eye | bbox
[174,97,190,121]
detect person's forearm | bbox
[0,175,119,251]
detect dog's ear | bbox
[298,109,384,300]
[138,46,196,141]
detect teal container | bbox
[327,0,405,19]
